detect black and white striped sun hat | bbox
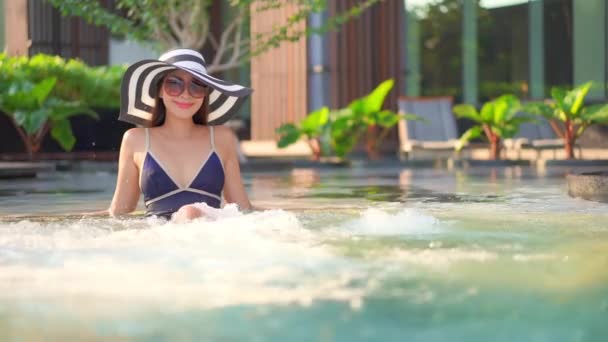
[119,48,252,126]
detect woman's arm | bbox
[218,127,252,210]
[109,128,143,216]
[80,209,110,217]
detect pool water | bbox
[1,164,607,341]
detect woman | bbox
[108,48,253,220]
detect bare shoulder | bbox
[211,125,240,159]
[121,127,146,151]
[212,125,237,148]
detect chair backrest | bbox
[515,114,558,140]
[397,96,457,142]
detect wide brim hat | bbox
[119,48,252,126]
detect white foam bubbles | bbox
[0,206,373,315]
[339,208,441,236]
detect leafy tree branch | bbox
[45,0,382,73]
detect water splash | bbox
[0,207,374,315]
[339,208,441,236]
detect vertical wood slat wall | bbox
[328,0,404,149]
[250,4,308,141]
[329,0,403,109]
[27,0,109,65]
[4,0,29,56]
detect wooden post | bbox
[0,0,5,50]
[462,0,478,106]
[573,0,606,100]
[529,0,545,100]
[308,10,330,113]
[4,0,29,56]
[250,3,308,141]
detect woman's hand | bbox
[80,209,109,217]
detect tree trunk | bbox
[8,116,35,158]
[564,120,575,159]
[490,137,501,160]
[30,139,42,154]
[482,124,501,160]
[308,138,321,161]
[365,125,380,160]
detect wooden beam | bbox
[0,0,5,50]
[4,0,29,56]
[250,3,308,141]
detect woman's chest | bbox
[136,144,222,188]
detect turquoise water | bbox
[1,164,607,341]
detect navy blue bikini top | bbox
[140,127,225,218]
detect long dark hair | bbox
[149,76,210,127]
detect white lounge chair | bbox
[503,116,581,159]
[397,96,461,160]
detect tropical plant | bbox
[524,82,608,159]
[0,77,97,155]
[0,53,123,155]
[45,0,381,73]
[276,79,421,160]
[2,54,125,108]
[276,106,332,160]
[332,79,420,159]
[453,94,534,160]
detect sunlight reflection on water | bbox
[1,165,607,340]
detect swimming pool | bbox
[1,163,607,341]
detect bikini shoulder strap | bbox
[144,128,150,151]
[209,126,215,150]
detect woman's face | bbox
[159,69,207,120]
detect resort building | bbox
[0,0,606,151]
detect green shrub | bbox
[524,82,608,159]
[0,53,126,155]
[277,79,421,159]
[453,94,535,160]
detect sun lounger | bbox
[397,96,461,160]
[503,115,581,159]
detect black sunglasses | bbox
[162,75,209,98]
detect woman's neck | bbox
[161,112,199,138]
